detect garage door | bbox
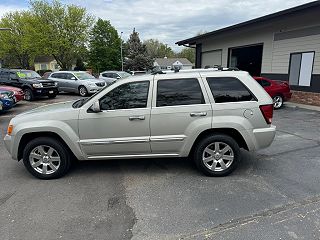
[201,50,222,68]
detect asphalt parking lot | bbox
[1,96,320,240]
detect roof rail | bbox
[151,67,240,75]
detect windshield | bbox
[72,81,116,108]
[17,70,41,79]
[73,72,96,80]
[118,72,131,78]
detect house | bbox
[176,1,320,106]
[34,56,60,72]
[154,57,193,70]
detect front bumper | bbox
[87,85,104,94]
[4,134,17,160]
[33,87,59,97]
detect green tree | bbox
[144,39,175,59]
[124,28,152,71]
[30,0,93,70]
[88,18,121,73]
[0,11,38,68]
[176,47,195,64]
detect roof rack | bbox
[151,66,240,75]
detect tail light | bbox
[259,104,273,124]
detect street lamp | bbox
[120,31,124,71]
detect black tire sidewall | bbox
[194,134,240,177]
[23,137,70,179]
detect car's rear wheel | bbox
[23,137,71,179]
[193,134,240,177]
[78,86,88,97]
[24,88,34,101]
[273,95,283,109]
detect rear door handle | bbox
[190,112,207,117]
[129,116,145,121]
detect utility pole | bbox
[120,31,124,71]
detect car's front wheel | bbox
[78,86,88,97]
[193,134,240,177]
[273,95,283,109]
[23,137,71,179]
[24,88,34,101]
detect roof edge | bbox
[176,1,320,46]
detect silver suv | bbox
[4,69,276,179]
[48,71,106,96]
[99,71,131,85]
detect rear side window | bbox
[51,73,64,79]
[207,77,255,103]
[157,78,205,107]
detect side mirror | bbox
[71,77,76,80]
[90,101,101,113]
[116,76,121,79]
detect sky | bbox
[0,0,314,51]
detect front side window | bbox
[65,73,76,80]
[207,77,255,103]
[156,78,205,107]
[100,81,149,110]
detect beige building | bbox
[34,56,60,72]
[154,57,193,70]
[176,1,320,104]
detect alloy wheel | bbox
[273,96,283,109]
[29,145,61,175]
[202,142,234,172]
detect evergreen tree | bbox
[88,18,121,72]
[124,28,152,71]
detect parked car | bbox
[253,76,292,109]
[0,85,24,102]
[0,69,58,101]
[4,69,276,179]
[0,90,15,111]
[48,71,106,97]
[99,71,132,85]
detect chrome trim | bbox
[79,137,150,146]
[87,153,180,160]
[150,135,186,142]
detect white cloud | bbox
[0,5,25,18]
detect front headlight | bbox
[32,83,43,88]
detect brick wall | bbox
[290,90,320,106]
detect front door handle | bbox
[129,116,145,121]
[190,112,207,117]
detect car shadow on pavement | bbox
[67,150,256,178]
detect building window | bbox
[207,77,255,103]
[40,64,47,70]
[289,52,314,87]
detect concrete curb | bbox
[284,102,320,112]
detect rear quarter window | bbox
[156,78,205,107]
[207,77,256,103]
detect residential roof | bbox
[34,56,55,63]
[154,58,193,66]
[176,1,320,46]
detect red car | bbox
[253,77,292,109]
[0,85,24,102]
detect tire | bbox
[193,134,240,177]
[48,94,57,99]
[24,88,34,101]
[273,95,283,109]
[78,86,88,97]
[22,137,71,179]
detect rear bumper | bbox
[283,92,292,101]
[252,125,276,150]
